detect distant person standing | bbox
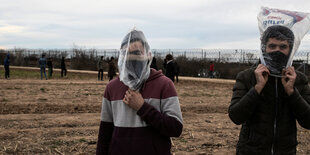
[4,53,10,79]
[61,57,67,77]
[174,61,180,83]
[47,58,53,78]
[150,56,158,70]
[209,61,214,78]
[39,54,47,80]
[97,56,104,81]
[165,54,175,82]
[108,57,116,81]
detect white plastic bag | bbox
[257,6,310,68]
[118,28,152,90]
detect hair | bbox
[120,30,150,52]
[261,25,294,53]
[101,56,103,59]
[111,57,114,60]
[166,54,173,61]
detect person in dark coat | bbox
[209,61,214,78]
[165,54,175,82]
[4,53,10,79]
[97,56,105,81]
[174,61,180,82]
[108,57,116,81]
[150,56,158,70]
[229,25,310,155]
[61,57,67,77]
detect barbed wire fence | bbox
[1,48,310,78]
[2,48,310,63]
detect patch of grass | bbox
[40,88,46,92]
[49,140,68,148]
[38,98,48,101]
[0,68,98,80]
[79,138,87,143]
[2,98,8,102]
[180,138,188,143]
[180,93,191,97]
[201,93,214,97]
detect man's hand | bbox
[281,67,296,96]
[254,64,270,94]
[123,89,144,111]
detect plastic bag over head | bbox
[118,28,152,91]
[257,6,310,77]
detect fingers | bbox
[123,90,131,104]
[123,89,137,104]
[282,67,296,78]
[256,64,270,74]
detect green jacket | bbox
[229,68,310,155]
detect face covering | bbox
[118,28,152,90]
[126,60,147,80]
[263,51,289,76]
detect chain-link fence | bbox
[2,48,310,63]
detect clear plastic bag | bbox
[118,28,152,90]
[257,7,310,73]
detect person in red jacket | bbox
[209,61,214,78]
[96,29,183,155]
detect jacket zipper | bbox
[271,78,278,155]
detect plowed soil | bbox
[0,77,309,154]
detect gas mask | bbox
[263,51,289,77]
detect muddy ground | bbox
[0,77,309,155]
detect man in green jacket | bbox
[229,25,310,155]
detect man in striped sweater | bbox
[96,29,183,155]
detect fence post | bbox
[218,51,221,62]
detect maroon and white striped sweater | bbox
[96,69,183,155]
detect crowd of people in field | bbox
[2,52,216,82]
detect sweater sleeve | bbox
[96,87,114,155]
[288,74,310,129]
[229,72,261,125]
[136,80,183,137]
[96,121,114,155]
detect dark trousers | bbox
[209,71,214,78]
[61,68,67,77]
[48,67,53,78]
[5,65,9,79]
[98,69,103,80]
[175,74,179,82]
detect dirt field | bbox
[0,76,310,154]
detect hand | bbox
[123,89,144,111]
[281,67,296,96]
[254,64,270,94]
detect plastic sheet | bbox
[118,28,152,90]
[257,6,310,76]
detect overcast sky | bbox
[1,0,310,50]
